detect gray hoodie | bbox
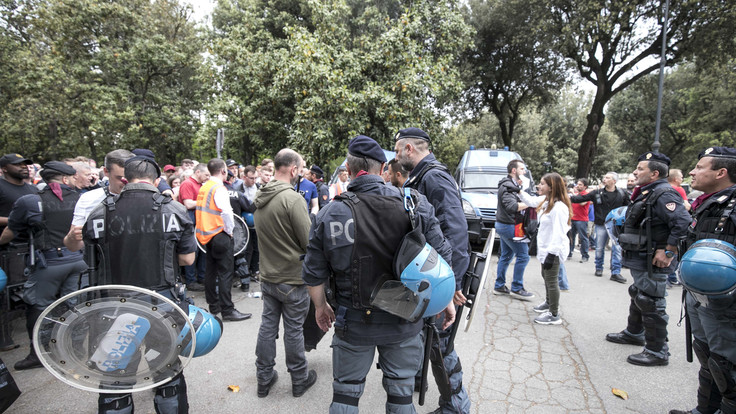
[254,179,311,285]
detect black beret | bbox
[0,153,32,167]
[132,148,156,160]
[637,151,671,166]
[348,135,387,163]
[310,165,324,176]
[125,155,161,178]
[699,147,736,160]
[226,159,238,167]
[41,161,76,177]
[394,127,430,143]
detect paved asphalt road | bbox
[3,248,699,413]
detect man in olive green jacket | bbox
[253,148,316,398]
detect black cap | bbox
[699,147,736,160]
[132,148,156,160]
[125,155,161,178]
[226,159,238,167]
[637,152,671,166]
[348,135,387,163]
[42,161,76,176]
[394,127,430,143]
[310,165,324,177]
[0,153,32,167]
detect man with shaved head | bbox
[253,148,317,398]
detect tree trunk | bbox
[576,96,607,179]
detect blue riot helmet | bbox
[177,304,223,357]
[605,206,627,244]
[679,239,736,297]
[395,241,455,317]
[0,268,6,291]
[242,212,255,228]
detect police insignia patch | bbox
[666,202,676,211]
[705,147,714,155]
[646,153,653,159]
[322,195,328,200]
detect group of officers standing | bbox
[0,137,735,414]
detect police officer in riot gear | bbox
[6,161,87,370]
[605,152,691,366]
[303,135,454,413]
[68,155,197,413]
[394,127,471,413]
[670,147,736,414]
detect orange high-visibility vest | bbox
[195,180,224,244]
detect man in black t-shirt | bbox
[0,153,37,352]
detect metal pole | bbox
[653,0,671,154]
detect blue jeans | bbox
[594,224,621,274]
[184,210,206,284]
[558,261,569,290]
[255,281,310,385]
[494,222,530,292]
[570,221,589,259]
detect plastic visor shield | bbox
[0,267,6,291]
[381,242,454,319]
[33,285,195,394]
[679,239,736,295]
[605,206,627,244]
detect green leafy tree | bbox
[542,0,735,178]
[0,0,210,163]
[461,0,567,149]
[607,61,736,171]
[209,0,473,167]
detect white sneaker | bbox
[534,311,562,325]
[533,301,549,313]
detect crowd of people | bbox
[0,139,734,414]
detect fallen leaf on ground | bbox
[228,385,240,393]
[612,388,628,400]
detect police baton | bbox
[418,316,435,406]
[683,289,693,363]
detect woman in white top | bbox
[517,173,572,325]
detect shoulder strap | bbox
[715,194,736,234]
[152,192,172,211]
[103,187,117,212]
[333,191,359,205]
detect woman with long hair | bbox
[517,172,572,324]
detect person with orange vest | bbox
[196,158,251,322]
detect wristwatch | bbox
[664,250,675,258]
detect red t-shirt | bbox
[672,185,688,201]
[178,176,202,207]
[571,190,590,221]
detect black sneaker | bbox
[240,284,250,292]
[510,288,535,301]
[493,285,510,295]
[187,282,205,291]
[292,369,317,397]
[594,269,603,277]
[258,371,278,398]
[580,257,589,263]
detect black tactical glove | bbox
[542,254,556,270]
[234,257,250,279]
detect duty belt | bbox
[40,247,78,260]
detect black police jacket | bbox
[620,179,691,273]
[302,174,451,346]
[686,184,736,249]
[405,153,469,287]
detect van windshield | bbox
[462,172,506,191]
[465,150,520,168]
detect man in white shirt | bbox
[64,149,134,248]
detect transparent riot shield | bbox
[33,285,195,393]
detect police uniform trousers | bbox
[686,292,736,414]
[330,334,422,414]
[204,232,234,315]
[623,269,669,359]
[425,314,471,414]
[22,253,88,342]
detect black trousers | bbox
[204,232,234,314]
